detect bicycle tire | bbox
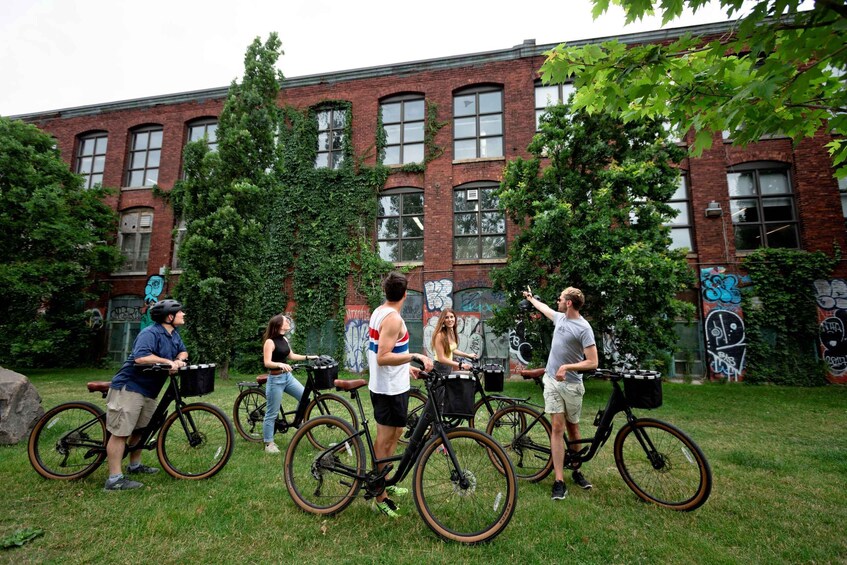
[400,389,429,446]
[614,418,712,511]
[284,415,364,516]
[469,396,516,433]
[233,388,267,442]
[304,393,359,448]
[486,404,551,482]
[28,401,107,480]
[157,403,235,479]
[412,428,518,544]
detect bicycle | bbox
[232,355,358,444]
[401,358,524,439]
[486,367,712,511]
[283,366,518,544]
[28,363,235,481]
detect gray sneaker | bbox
[551,480,568,500]
[104,476,144,491]
[126,464,159,475]
[572,470,593,490]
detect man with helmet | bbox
[103,299,189,491]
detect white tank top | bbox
[367,305,410,395]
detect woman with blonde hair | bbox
[430,308,478,374]
[261,314,317,454]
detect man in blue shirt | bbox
[103,299,189,491]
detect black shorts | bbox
[370,391,410,427]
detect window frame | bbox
[534,81,575,131]
[452,86,504,161]
[667,173,694,252]
[187,118,218,152]
[75,131,108,189]
[727,162,799,251]
[315,106,347,170]
[125,125,163,188]
[376,188,425,264]
[453,182,507,261]
[380,94,425,166]
[116,208,154,274]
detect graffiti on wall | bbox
[509,321,533,366]
[140,275,166,330]
[701,267,746,381]
[423,312,484,359]
[815,279,847,384]
[424,279,453,312]
[344,305,370,373]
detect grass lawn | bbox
[2,367,846,564]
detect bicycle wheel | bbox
[233,388,266,442]
[614,418,712,511]
[399,389,428,446]
[284,415,364,515]
[413,428,517,544]
[28,401,107,480]
[305,393,358,429]
[486,405,551,482]
[469,396,515,433]
[158,403,235,479]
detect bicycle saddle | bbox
[333,379,367,391]
[519,368,545,380]
[87,381,111,394]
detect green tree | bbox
[172,34,283,378]
[541,1,847,178]
[490,104,695,368]
[0,117,122,366]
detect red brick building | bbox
[14,21,847,381]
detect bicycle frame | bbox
[239,369,332,429]
[125,370,197,452]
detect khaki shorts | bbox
[105,386,157,436]
[543,373,585,424]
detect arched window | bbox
[117,208,154,273]
[126,125,163,187]
[534,80,574,130]
[377,188,424,263]
[187,118,218,151]
[453,85,503,160]
[107,295,143,363]
[315,106,347,169]
[75,131,108,188]
[454,182,506,260]
[380,94,425,165]
[727,162,798,250]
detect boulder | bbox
[0,367,44,445]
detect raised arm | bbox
[522,287,557,321]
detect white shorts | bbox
[543,373,585,424]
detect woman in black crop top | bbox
[261,314,317,454]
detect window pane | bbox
[81,138,96,155]
[331,152,344,169]
[79,156,93,174]
[384,124,401,145]
[479,136,503,158]
[145,170,158,185]
[379,195,400,216]
[149,130,162,148]
[479,114,502,136]
[404,143,424,164]
[317,133,330,151]
[454,191,478,212]
[481,235,506,259]
[454,117,476,139]
[401,238,424,262]
[672,177,688,200]
[479,91,502,113]
[766,224,798,248]
[133,132,149,149]
[147,149,160,168]
[404,122,424,143]
[455,238,478,259]
[760,171,789,194]
[734,225,761,250]
[129,171,144,187]
[561,83,575,103]
[317,111,330,131]
[480,188,499,209]
[90,173,103,187]
[93,155,105,173]
[670,228,692,250]
[669,202,689,224]
[378,217,399,239]
[402,193,424,214]
[535,86,560,108]
[382,102,401,123]
[731,199,759,223]
[190,127,204,141]
[405,100,425,121]
[762,197,794,222]
[454,139,477,160]
[378,240,398,262]
[332,110,346,129]
[727,172,756,197]
[480,211,505,234]
[131,152,147,169]
[454,94,477,117]
[95,136,108,154]
[402,216,423,238]
[331,132,344,150]
[314,153,328,168]
[384,146,400,165]
[455,213,479,235]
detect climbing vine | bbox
[741,247,837,386]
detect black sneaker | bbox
[551,480,568,500]
[572,470,593,490]
[104,476,144,491]
[126,464,159,475]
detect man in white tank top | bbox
[368,272,433,517]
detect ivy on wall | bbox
[375,99,447,174]
[741,247,838,386]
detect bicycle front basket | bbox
[442,373,476,419]
[310,361,339,390]
[622,370,662,409]
[179,364,216,397]
[482,364,505,392]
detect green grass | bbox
[2,369,847,564]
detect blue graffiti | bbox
[701,273,742,304]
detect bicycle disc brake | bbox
[450,469,477,497]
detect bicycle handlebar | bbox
[594,368,661,380]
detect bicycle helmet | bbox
[149,299,183,323]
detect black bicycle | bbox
[283,366,518,544]
[28,363,234,481]
[232,355,357,443]
[486,367,712,511]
